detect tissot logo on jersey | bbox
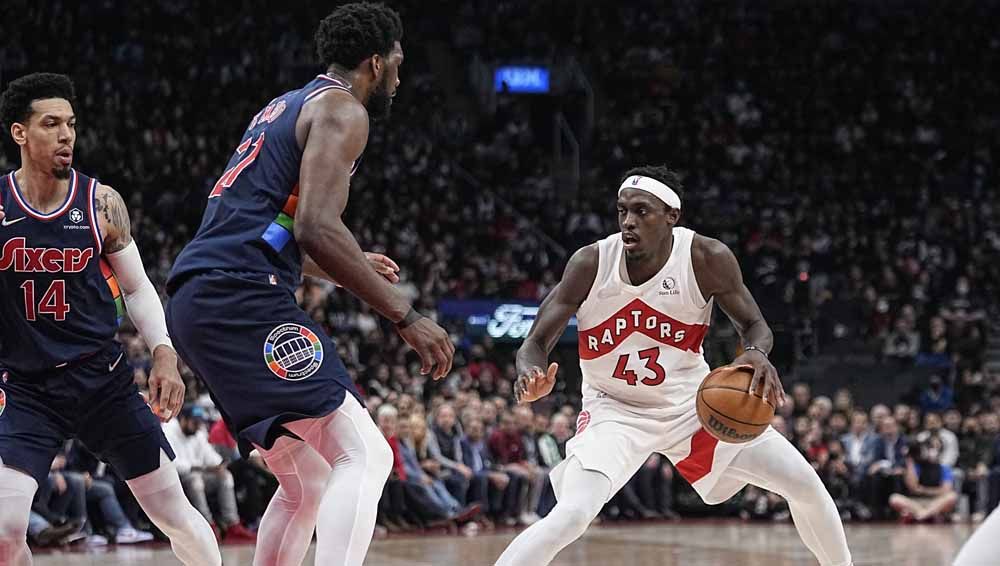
[0,238,95,273]
[578,298,708,360]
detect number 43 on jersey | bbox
[612,347,667,386]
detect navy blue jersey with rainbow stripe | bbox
[169,74,359,294]
[0,170,124,373]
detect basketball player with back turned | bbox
[0,74,221,565]
[166,4,454,566]
[496,166,853,566]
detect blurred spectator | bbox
[62,442,155,544]
[398,413,481,524]
[915,412,959,468]
[883,318,920,364]
[429,403,475,504]
[164,406,256,541]
[889,438,958,523]
[863,416,908,518]
[461,417,523,525]
[919,376,955,413]
[208,420,276,528]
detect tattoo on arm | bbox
[97,187,133,253]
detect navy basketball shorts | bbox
[0,342,175,486]
[166,270,360,454]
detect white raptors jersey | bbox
[576,227,713,409]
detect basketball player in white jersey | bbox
[495,165,853,566]
[954,507,1000,565]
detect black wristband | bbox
[743,345,768,358]
[395,307,423,329]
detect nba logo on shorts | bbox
[263,324,324,381]
[0,388,6,418]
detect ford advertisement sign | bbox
[438,300,578,343]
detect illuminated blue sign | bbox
[494,66,550,94]
[439,300,577,343]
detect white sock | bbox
[724,436,853,566]
[259,394,393,566]
[0,464,37,566]
[496,457,611,566]
[127,452,221,566]
[955,506,1000,565]
[253,437,331,566]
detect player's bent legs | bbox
[282,394,393,566]
[127,451,222,566]
[954,506,1000,566]
[0,463,37,566]
[720,435,852,566]
[495,457,612,566]
[254,436,332,566]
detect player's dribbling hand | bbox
[515,362,558,404]
[365,252,400,284]
[147,346,186,422]
[732,351,787,407]
[398,316,455,380]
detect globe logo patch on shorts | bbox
[263,324,324,381]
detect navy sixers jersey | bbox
[0,170,124,373]
[169,74,360,294]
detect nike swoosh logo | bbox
[1,217,26,227]
[109,352,125,372]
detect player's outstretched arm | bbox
[96,184,185,421]
[515,245,598,403]
[294,92,453,379]
[303,252,400,285]
[692,236,786,406]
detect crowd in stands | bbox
[4,0,1000,548]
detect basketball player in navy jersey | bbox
[0,74,220,565]
[167,4,453,565]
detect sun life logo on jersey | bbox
[263,324,324,381]
[660,276,680,296]
[69,208,84,224]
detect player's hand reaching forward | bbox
[732,350,786,407]
[147,346,186,422]
[396,309,454,380]
[515,362,558,404]
[365,252,400,284]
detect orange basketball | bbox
[696,365,774,443]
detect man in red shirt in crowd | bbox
[489,413,541,524]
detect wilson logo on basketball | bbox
[706,414,757,442]
[577,298,708,360]
[576,410,591,434]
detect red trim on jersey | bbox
[674,429,719,484]
[7,169,78,220]
[304,84,351,103]
[86,178,103,255]
[577,298,708,360]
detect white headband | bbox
[618,175,681,210]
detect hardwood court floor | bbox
[34,521,976,565]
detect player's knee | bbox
[368,435,394,480]
[779,467,828,504]
[0,468,36,539]
[553,501,599,534]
